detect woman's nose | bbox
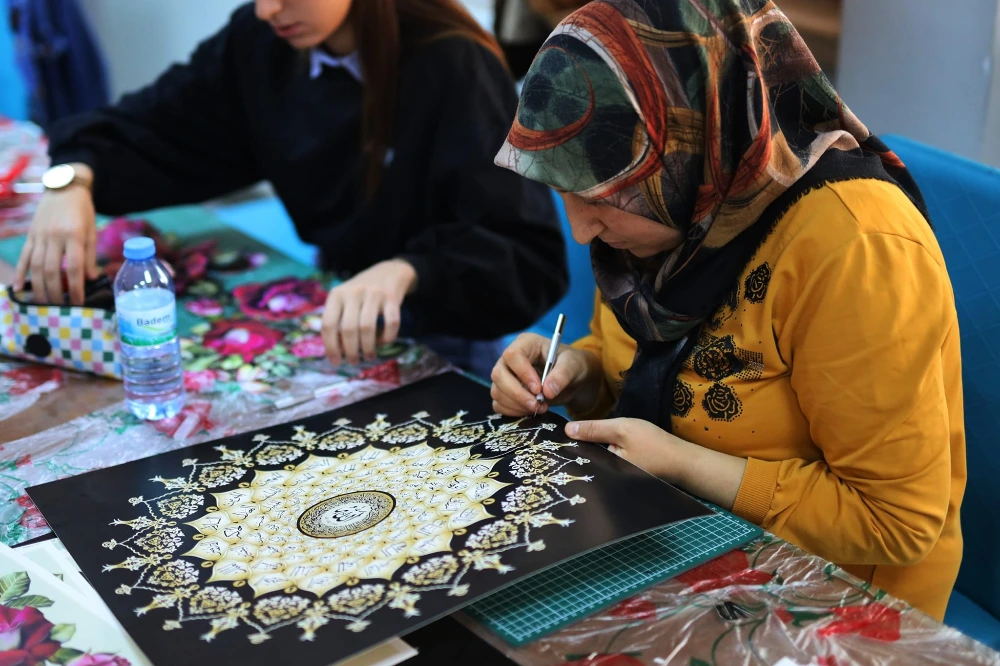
[569,212,604,245]
[255,0,282,22]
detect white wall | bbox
[79,0,246,100]
[82,1,494,101]
[838,0,1000,165]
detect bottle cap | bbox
[123,237,156,261]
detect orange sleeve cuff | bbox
[732,458,780,526]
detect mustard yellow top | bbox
[572,179,966,621]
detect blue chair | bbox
[517,190,596,345]
[885,135,1000,649]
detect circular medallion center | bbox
[297,491,395,538]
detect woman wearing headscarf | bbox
[490,0,964,620]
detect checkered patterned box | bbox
[0,285,122,379]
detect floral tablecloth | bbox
[0,206,359,424]
[462,536,999,666]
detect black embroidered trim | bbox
[744,262,772,304]
[693,335,745,381]
[702,383,743,422]
[671,379,695,417]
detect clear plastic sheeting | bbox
[460,536,1000,666]
[0,360,65,423]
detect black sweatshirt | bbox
[47,5,568,340]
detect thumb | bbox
[541,353,577,401]
[565,418,626,445]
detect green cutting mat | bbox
[465,505,762,646]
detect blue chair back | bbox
[884,135,1000,622]
[522,191,596,345]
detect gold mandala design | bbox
[198,464,245,489]
[253,596,311,626]
[254,444,303,466]
[436,424,485,445]
[156,494,204,520]
[103,410,592,645]
[148,560,200,588]
[401,555,459,586]
[185,444,505,598]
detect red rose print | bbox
[291,335,326,359]
[607,597,657,622]
[184,297,224,318]
[234,278,326,322]
[357,359,400,385]
[17,505,47,530]
[774,608,794,624]
[14,455,31,468]
[2,366,62,396]
[202,320,284,362]
[183,370,217,393]
[16,493,46,529]
[152,402,215,440]
[818,603,901,642]
[676,549,773,593]
[93,218,232,296]
[95,218,160,263]
[0,605,61,666]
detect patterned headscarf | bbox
[495,0,926,427]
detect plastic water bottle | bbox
[113,237,186,420]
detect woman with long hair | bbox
[15,0,568,375]
[491,0,964,619]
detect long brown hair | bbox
[351,0,505,195]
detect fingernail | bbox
[566,423,578,436]
[526,400,537,411]
[546,380,559,394]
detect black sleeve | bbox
[46,5,262,215]
[398,39,569,340]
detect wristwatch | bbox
[41,164,92,191]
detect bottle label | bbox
[117,300,177,346]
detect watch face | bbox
[42,164,75,189]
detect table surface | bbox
[0,258,128,440]
[0,201,996,665]
[3,343,996,665]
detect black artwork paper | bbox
[29,372,710,666]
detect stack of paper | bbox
[2,540,416,666]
